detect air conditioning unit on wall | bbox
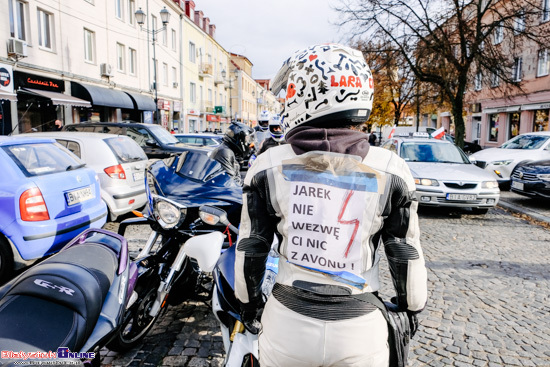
[100,63,112,77]
[7,38,27,58]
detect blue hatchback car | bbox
[0,136,107,282]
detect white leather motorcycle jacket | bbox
[234,127,428,320]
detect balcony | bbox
[199,63,213,78]
[201,100,214,112]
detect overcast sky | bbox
[196,0,346,80]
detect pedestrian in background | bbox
[369,131,377,146]
[234,43,428,367]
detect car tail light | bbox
[20,187,50,221]
[105,164,126,179]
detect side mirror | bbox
[145,139,158,147]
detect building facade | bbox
[1,0,281,135]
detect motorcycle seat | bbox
[0,243,118,353]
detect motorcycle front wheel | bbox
[107,287,161,352]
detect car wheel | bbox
[471,208,489,215]
[0,237,14,283]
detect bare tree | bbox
[336,0,550,147]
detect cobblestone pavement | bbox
[102,204,550,367]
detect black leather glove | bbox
[240,301,264,335]
[407,311,419,338]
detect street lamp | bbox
[135,7,170,125]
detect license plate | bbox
[511,181,524,191]
[133,171,145,182]
[66,186,93,206]
[446,193,476,201]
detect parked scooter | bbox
[0,228,137,366]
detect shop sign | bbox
[187,109,200,116]
[219,117,228,123]
[14,71,64,92]
[157,99,171,110]
[522,103,550,111]
[206,114,219,122]
[173,101,182,112]
[0,64,14,93]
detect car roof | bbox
[22,131,129,141]
[175,133,222,138]
[391,136,454,144]
[517,131,550,136]
[0,135,57,146]
[66,121,152,128]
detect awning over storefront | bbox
[124,91,156,111]
[19,88,90,107]
[71,82,133,109]
[483,105,520,114]
[0,91,17,102]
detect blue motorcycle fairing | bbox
[149,152,242,221]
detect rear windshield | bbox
[105,136,148,163]
[3,142,84,177]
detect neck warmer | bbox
[286,126,370,159]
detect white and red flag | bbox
[387,125,396,139]
[431,126,445,139]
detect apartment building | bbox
[1,0,281,135]
[464,3,550,147]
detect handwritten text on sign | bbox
[287,181,367,275]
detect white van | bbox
[27,132,148,221]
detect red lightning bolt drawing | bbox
[338,190,360,258]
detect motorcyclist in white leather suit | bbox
[234,44,428,367]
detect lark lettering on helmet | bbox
[270,43,374,134]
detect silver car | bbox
[27,132,148,221]
[382,134,500,214]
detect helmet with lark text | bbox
[270,43,374,134]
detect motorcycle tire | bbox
[107,287,161,352]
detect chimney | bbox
[209,24,216,38]
[203,17,210,33]
[185,0,195,18]
[194,10,204,28]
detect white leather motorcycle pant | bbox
[259,296,389,367]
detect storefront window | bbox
[533,109,549,131]
[488,113,499,142]
[508,112,520,139]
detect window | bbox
[514,10,526,34]
[172,67,177,87]
[162,27,167,46]
[474,71,482,91]
[208,88,212,102]
[508,112,520,139]
[512,57,522,81]
[128,0,135,25]
[117,43,125,72]
[151,15,157,33]
[84,28,95,63]
[171,29,176,51]
[490,70,499,87]
[37,9,53,50]
[533,109,549,131]
[129,48,137,75]
[488,114,499,142]
[189,42,196,63]
[162,63,168,86]
[9,0,28,41]
[493,23,503,44]
[537,49,549,76]
[115,0,123,20]
[190,82,196,103]
[544,0,550,22]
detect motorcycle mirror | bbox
[199,205,229,226]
